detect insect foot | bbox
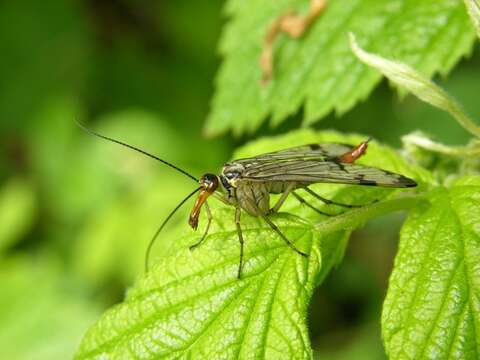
[189,243,200,251]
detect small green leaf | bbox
[402,131,480,157]
[76,130,425,359]
[464,0,480,38]
[0,178,35,254]
[206,0,475,136]
[382,176,480,359]
[350,33,480,139]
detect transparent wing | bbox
[228,143,416,188]
[239,159,416,188]
[233,143,354,166]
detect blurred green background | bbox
[0,1,478,359]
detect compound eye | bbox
[201,173,218,192]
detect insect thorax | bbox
[221,163,301,215]
[219,163,263,215]
[220,163,244,188]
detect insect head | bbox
[188,173,219,230]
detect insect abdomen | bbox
[266,181,301,194]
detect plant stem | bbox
[402,133,480,156]
[443,98,480,139]
[314,194,424,235]
[350,33,480,140]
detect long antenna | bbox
[145,187,201,272]
[76,120,199,182]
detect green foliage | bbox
[71,111,202,286]
[75,130,424,359]
[0,1,226,357]
[0,257,99,360]
[206,0,476,136]
[0,0,89,133]
[75,30,480,356]
[350,33,480,140]
[382,176,480,359]
[465,0,480,38]
[75,209,322,359]
[350,29,480,359]
[2,0,480,359]
[0,179,35,254]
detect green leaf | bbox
[350,33,480,140]
[76,130,425,359]
[206,0,476,136]
[76,210,323,359]
[382,175,480,359]
[402,131,480,157]
[464,0,480,38]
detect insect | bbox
[79,123,417,279]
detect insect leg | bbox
[235,207,245,279]
[292,191,334,216]
[259,212,308,257]
[269,183,295,213]
[189,201,213,250]
[303,187,363,209]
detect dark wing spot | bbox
[359,179,378,186]
[333,160,346,172]
[334,161,348,173]
[396,176,417,187]
[309,144,321,150]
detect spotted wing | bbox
[233,143,354,165]
[232,144,416,188]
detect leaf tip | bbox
[464,0,480,38]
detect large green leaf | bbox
[76,209,324,359]
[75,130,425,359]
[382,176,480,359]
[206,0,475,136]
